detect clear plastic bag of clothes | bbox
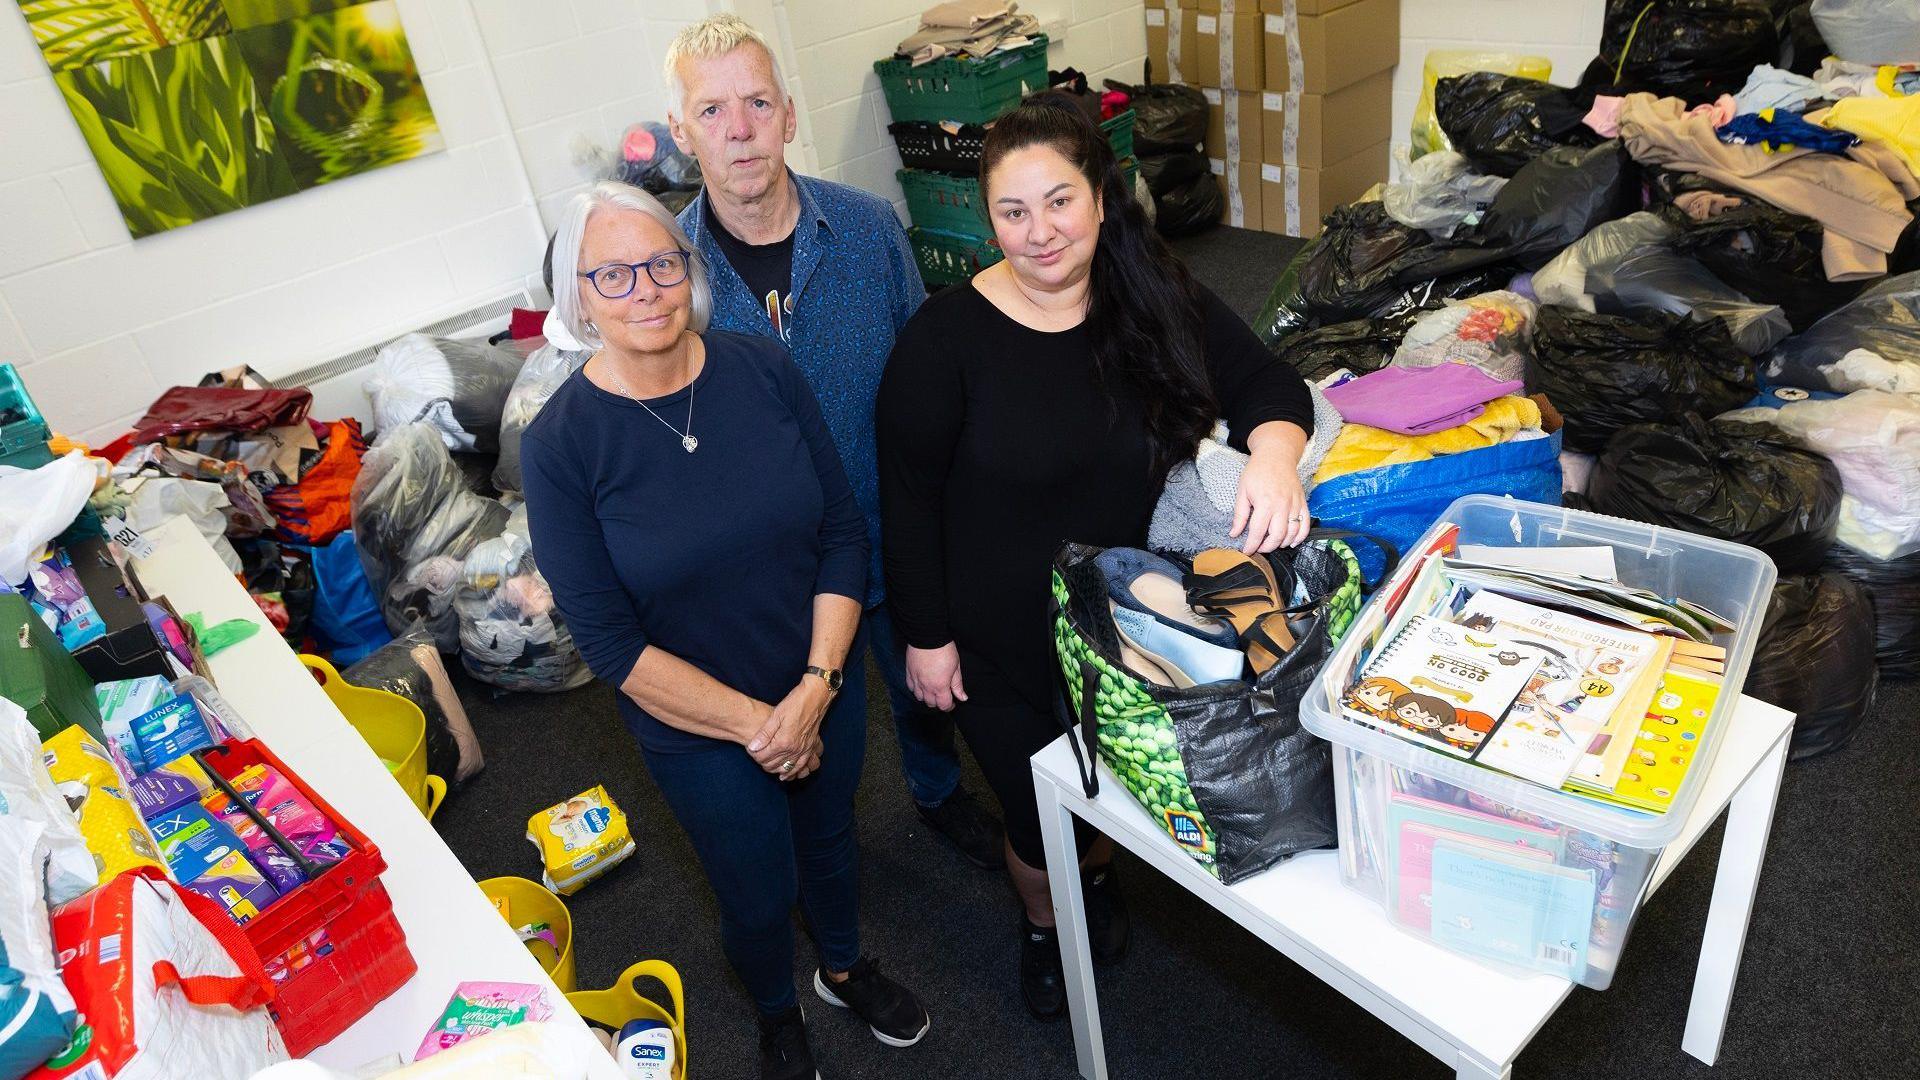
[1588,248,1792,355]
[364,334,525,453]
[351,423,511,650]
[1759,390,1920,561]
[453,505,591,693]
[1388,290,1536,382]
[1767,272,1920,390]
[1380,148,1507,238]
[1533,212,1678,310]
[494,343,591,495]
[1810,0,1920,66]
[1434,72,1602,178]
[344,619,485,784]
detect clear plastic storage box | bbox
[1300,496,1777,988]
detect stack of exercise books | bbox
[1337,528,1733,816]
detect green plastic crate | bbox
[898,168,987,235]
[1103,109,1136,163]
[909,227,1003,289]
[874,35,1048,125]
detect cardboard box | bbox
[1155,8,1206,86]
[1259,139,1389,238]
[1211,157,1263,228]
[1261,0,1399,95]
[1203,87,1263,163]
[1259,69,1392,169]
[1185,10,1263,90]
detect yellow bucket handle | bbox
[423,775,447,820]
[567,959,688,1079]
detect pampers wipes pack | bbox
[527,785,634,895]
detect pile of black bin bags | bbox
[1249,0,1920,759]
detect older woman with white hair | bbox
[520,180,929,1080]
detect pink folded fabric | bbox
[1323,364,1524,436]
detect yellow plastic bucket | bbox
[478,875,577,994]
[568,960,687,1079]
[300,654,446,819]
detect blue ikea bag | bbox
[1308,432,1564,582]
[295,530,393,665]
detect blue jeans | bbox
[865,605,962,808]
[641,643,869,1016]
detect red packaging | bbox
[198,740,417,1057]
[31,872,285,1078]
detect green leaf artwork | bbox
[17,0,442,237]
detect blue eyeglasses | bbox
[578,250,692,299]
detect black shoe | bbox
[1083,863,1131,966]
[758,1006,821,1080]
[813,957,930,1047]
[1020,917,1067,1022]
[917,787,1004,870]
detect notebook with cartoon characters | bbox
[1340,615,1545,760]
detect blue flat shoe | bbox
[1094,548,1246,687]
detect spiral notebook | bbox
[1340,615,1545,761]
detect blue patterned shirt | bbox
[681,173,923,607]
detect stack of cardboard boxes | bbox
[1145,0,1400,237]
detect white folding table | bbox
[1033,695,1793,1080]
[132,516,621,1075]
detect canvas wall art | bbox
[17,0,443,237]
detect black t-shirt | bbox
[705,200,796,342]
[876,282,1315,711]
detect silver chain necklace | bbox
[604,354,698,453]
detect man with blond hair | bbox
[660,14,971,1080]
[664,17,1001,875]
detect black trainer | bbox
[916,787,1004,870]
[757,1005,821,1080]
[813,957,930,1047]
[1020,917,1067,1022]
[1083,863,1131,966]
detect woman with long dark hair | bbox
[876,93,1315,1018]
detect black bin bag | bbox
[1139,152,1222,237]
[1745,573,1878,760]
[1434,72,1602,178]
[343,618,486,785]
[1272,317,1407,382]
[1580,0,1779,105]
[1586,416,1843,573]
[1117,81,1208,155]
[1527,307,1757,454]
[1824,544,1920,681]
[1655,173,1868,331]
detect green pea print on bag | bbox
[1050,536,1381,883]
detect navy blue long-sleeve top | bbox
[520,330,868,754]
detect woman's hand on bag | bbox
[906,643,968,712]
[1233,449,1311,553]
[748,679,832,780]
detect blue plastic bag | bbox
[296,530,393,666]
[1309,432,1564,581]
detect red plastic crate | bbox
[199,739,417,1057]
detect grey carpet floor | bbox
[429,226,1918,1078]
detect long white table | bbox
[1033,694,1794,1080]
[132,516,622,1075]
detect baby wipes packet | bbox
[526,785,635,895]
[40,725,166,885]
[414,981,552,1061]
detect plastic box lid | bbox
[1301,495,1778,849]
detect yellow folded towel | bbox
[1314,395,1543,484]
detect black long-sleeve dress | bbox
[876,282,1315,717]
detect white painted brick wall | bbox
[1393,0,1607,159]
[775,0,1151,220]
[0,0,716,443]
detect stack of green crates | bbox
[876,37,1139,288]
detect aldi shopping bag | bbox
[1050,534,1389,884]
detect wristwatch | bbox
[805,666,844,695]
